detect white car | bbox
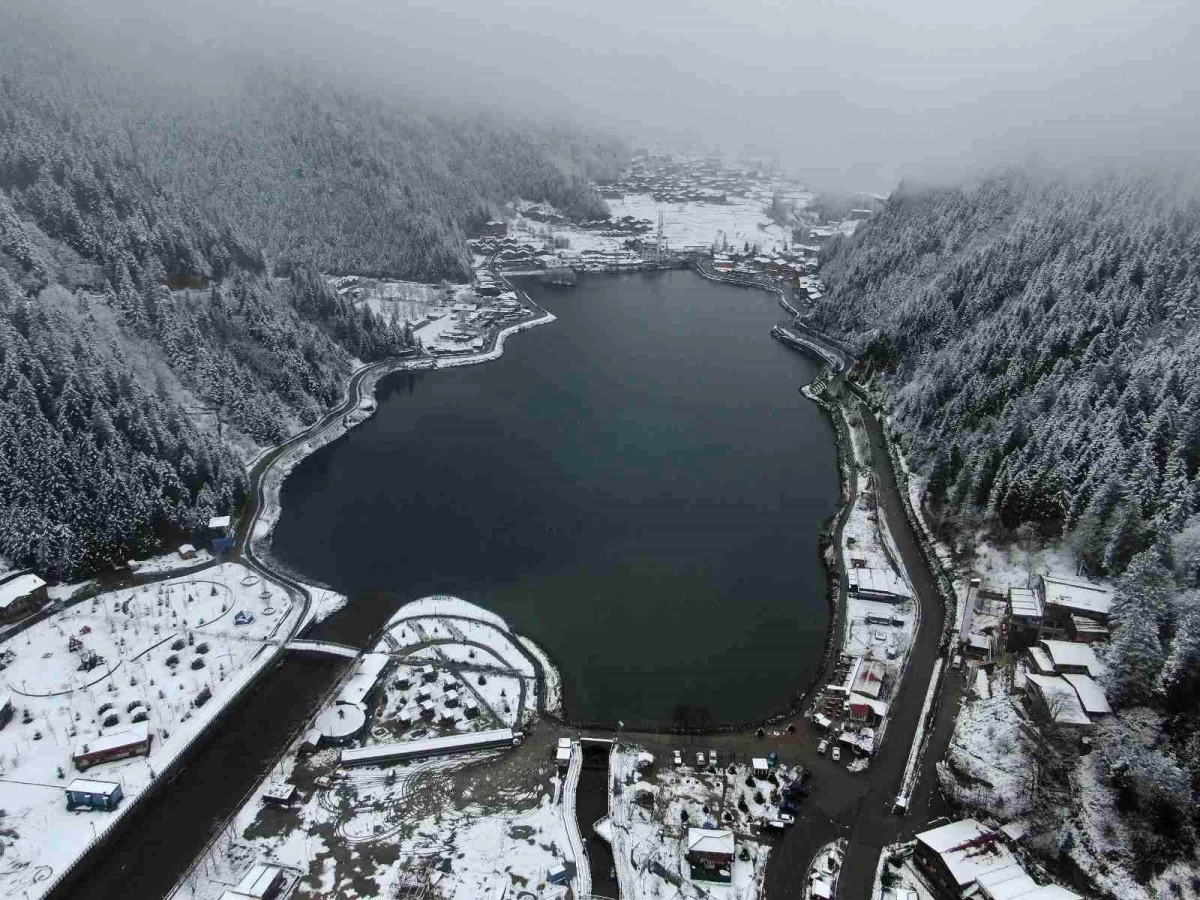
[817,739,829,755]
[696,751,706,766]
[708,750,718,767]
[673,750,683,766]
[778,812,795,826]
[831,745,842,762]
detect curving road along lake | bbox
[274,269,840,726]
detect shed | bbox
[0,570,48,623]
[686,827,735,883]
[177,543,197,560]
[65,778,122,811]
[547,864,569,885]
[464,700,480,718]
[420,664,436,683]
[262,781,297,805]
[752,757,770,777]
[555,746,573,767]
[444,690,459,707]
[234,862,285,899]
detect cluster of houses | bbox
[912,818,1081,899]
[813,653,891,757]
[602,153,781,205]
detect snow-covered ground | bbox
[0,564,298,900]
[936,672,1035,819]
[169,597,571,900]
[602,745,772,900]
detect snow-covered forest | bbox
[815,169,1200,877]
[0,8,625,580]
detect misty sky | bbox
[49,0,1200,191]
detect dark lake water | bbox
[274,269,839,726]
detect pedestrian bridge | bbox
[284,639,362,660]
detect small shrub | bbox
[190,657,205,670]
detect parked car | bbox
[831,745,842,762]
[817,739,829,755]
[673,750,683,766]
[708,750,718,767]
[778,812,795,826]
[761,818,787,833]
[696,751,706,766]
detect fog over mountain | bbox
[36,0,1200,191]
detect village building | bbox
[846,692,888,726]
[914,819,1083,898]
[1034,640,1101,677]
[685,827,735,883]
[0,570,48,624]
[846,656,888,700]
[73,722,152,770]
[339,727,516,766]
[1033,575,1112,640]
[914,819,1020,898]
[1024,674,1094,728]
[1004,587,1043,651]
[848,567,913,602]
[64,778,123,811]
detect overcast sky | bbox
[47,0,1200,191]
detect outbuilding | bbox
[65,778,122,811]
[232,862,285,899]
[0,570,48,624]
[73,722,152,770]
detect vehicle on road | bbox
[817,739,829,755]
[673,750,683,766]
[696,751,705,766]
[831,745,841,762]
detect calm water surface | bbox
[274,270,839,726]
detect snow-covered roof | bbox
[65,778,121,796]
[848,567,912,599]
[976,863,1039,899]
[999,820,1029,842]
[74,722,149,757]
[1025,646,1055,675]
[555,747,572,763]
[340,727,514,765]
[811,877,834,899]
[915,818,1017,887]
[235,862,283,897]
[851,658,887,699]
[1038,640,1101,676]
[1037,575,1112,617]
[178,543,196,554]
[752,757,769,769]
[1069,615,1109,635]
[1062,673,1111,715]
[557,737,572,749]
[1019,886,1082,899]
[1007,588,1042,619]
[208,515,231,530]
[848,693,889,717]
[336,653,390,706]
[686,827,734,857]
[1026,674,1092,726]
[0,572,45,608]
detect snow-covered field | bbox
[0,564,297,900]
[128,547,213,575]
[601,745,772,900]
[509,191,799,260]
[169,596,571,900]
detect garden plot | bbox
[0,563,295,900]
[370,662,523,740]
[603,746,772,900]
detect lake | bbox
[273,269,840,726]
